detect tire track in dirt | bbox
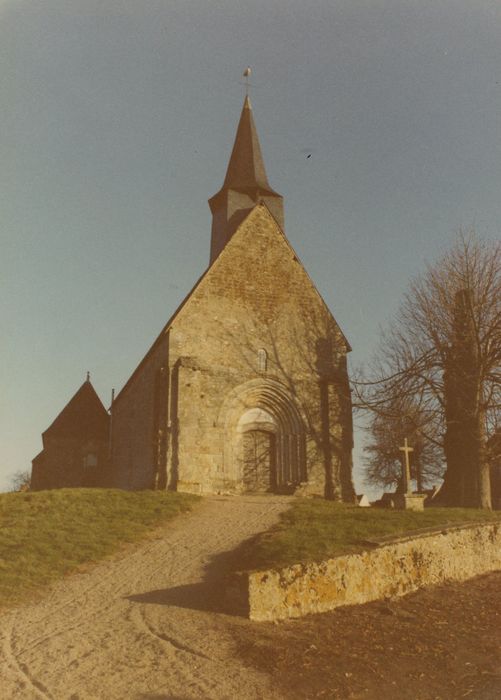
[1,620,54,700]
[130,604,211,660]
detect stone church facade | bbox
[32,97,355,500]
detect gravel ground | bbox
[232,571,501,700]
[1,495,499,700]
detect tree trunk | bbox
[440,347,465,505]
[439,290,491,508]
[477,408,492,509]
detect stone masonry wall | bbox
[232,521,501,621]
[167,205,354,497]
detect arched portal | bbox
[219,378,307,493]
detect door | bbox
[242,430,276,492]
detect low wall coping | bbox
[362,517,501,547]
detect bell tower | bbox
[208,96,284,263]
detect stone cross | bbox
[399,437,414,495]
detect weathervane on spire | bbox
[242,66,252,96]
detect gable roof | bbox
[113,203,351,405]
[210,203,352,352]
[43,380,109,441]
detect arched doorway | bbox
[219,379,307,493]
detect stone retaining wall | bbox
[229,521,501,621]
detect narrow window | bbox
[83,453,98,469]
[257,348,268,372]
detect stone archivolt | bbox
[219,377,307,492]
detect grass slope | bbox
[234,500,501,572]
[0,488,200,607]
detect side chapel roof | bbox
[43,379,109,442]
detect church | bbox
[32,96,355,500]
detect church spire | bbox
[222,96,275,193]
[208,96,284,263]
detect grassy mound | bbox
[0,488,200,606]
[233,500,501,573]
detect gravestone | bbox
[356,494,371,507]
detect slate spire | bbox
[222,96,276,193]
[208,96,284,263]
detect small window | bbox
[83,453,98,469]
[257,348,268,372]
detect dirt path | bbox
[0,495,292,700]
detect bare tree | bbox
[354,231,501,509]
[9,470,32,492]
[363,398,444,492]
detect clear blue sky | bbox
[1,0,500,493]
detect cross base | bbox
[393,493,426,512]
